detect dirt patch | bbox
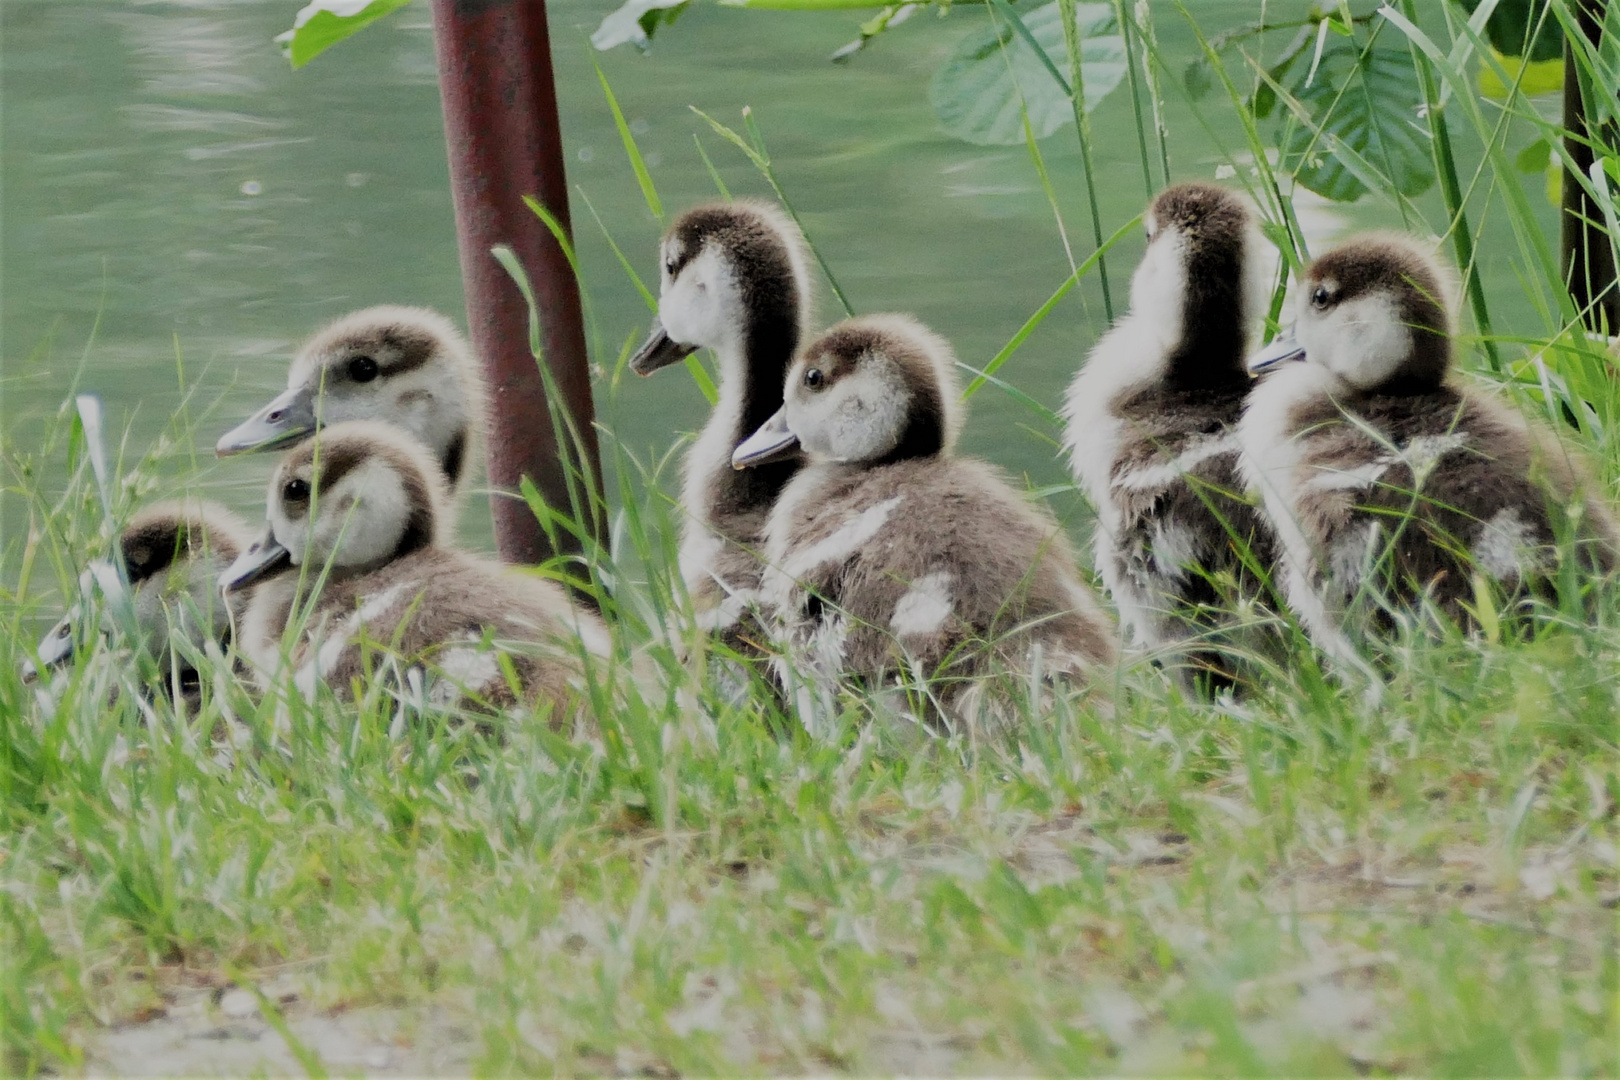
[84,986,477,1077]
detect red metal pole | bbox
[431,0,603,564]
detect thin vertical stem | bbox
[1113,0,1156,198]
[1399,0,1501,371]
[1057,0,1114,321]
[1132,0,1172,184]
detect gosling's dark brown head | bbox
[1290,235,1454,395]
[630,200,811,396]
[732,314,961,470]
[217,306,480,491]
[219,420,446,593]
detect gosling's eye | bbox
[803,368,825,390]
[56,624,71,639]
[1310,286,1333,310]
[664,259,678,277]
[282,478,310,503]
[347,355,379,382]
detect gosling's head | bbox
[220,420,445,594]
[1131,182,1271,380]
[1250,234,1453,395]
[732,314,961,469]
[630,200,811,375]
[25,501,250,679]
[217,306,481,489]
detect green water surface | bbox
[0,0,1553,562]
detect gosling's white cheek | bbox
[1304,293,1408,390]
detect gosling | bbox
[220,421,608,716]
[1063,182,1278,687]
[1238,234,1618,660]
[733,314,1117,730]
[629,201,812,637]
[25,501,252,707]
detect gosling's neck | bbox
[709,305,802,514]
[1163,249,1253,394]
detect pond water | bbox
[0,0,1554,564]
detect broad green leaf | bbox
[591,0,692,52]
[1278,43,1434,203]
[279,0,413,69]
[1456,0,1561,62]
[1478,47,1563,98]
[929,2,1125,146]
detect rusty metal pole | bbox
[431,0,603,565]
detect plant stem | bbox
[1399,0,1501,372]
[1132,0,1173,188]
[1056,0,1114,321]
[1113,0,1157,197]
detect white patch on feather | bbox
[292,580,412,699]
[1149,522,1205,582]
[1474,508,1541,580]
[1399,432,1469,475]
[775,494,902,586]
[435,641,502,691]
[1111,433,1238,493]
[889,571,954,637]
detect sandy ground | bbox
[84,984,476,1077]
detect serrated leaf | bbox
[929,2,1125,146]
[1278,43,1434,203]
[282,0,413,69]
[592,0,691,52]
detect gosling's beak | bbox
[732,407,800,470]
[629,318,697,376]
[216,384,317,456]
[1248,331,1307,374]
[219,525,292,593]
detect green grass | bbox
[2,362,1616,1075]
[5,2,1620,1074]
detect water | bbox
[0,0,1553,562]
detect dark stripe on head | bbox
[120,512,239,584]
[321,322,440,382]
[120,519,187,584]
[1150,183,1254,390]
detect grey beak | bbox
[732,407,800,470]
[219,525,292,593]
[629,318,698,376]
[1248,331,1307,374]
[217,383,318,457]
